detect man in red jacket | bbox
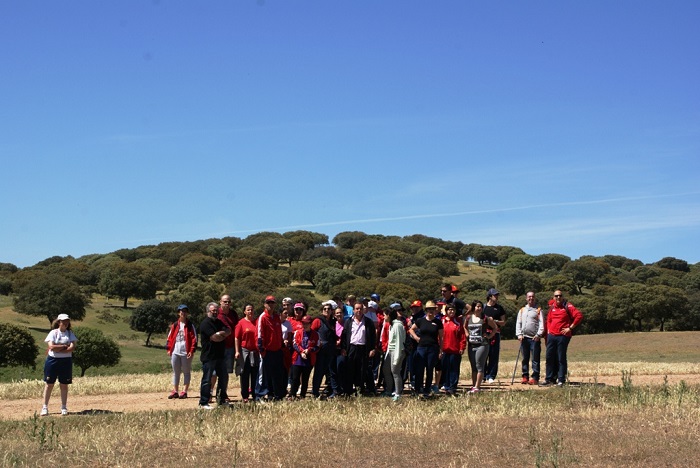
[541,290,583,387]
[257,296,286,400]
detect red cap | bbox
[410,300,422,308]
[451,285,460,293]
[264,295,276,303]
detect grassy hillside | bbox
[0,294,175,382]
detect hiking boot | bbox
[168,391,178,399]
[521,376,529,384]
[528,378,538,385]
[539,380,555,387]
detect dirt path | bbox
[2,373,698,422]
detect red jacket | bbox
[166,320,197,355]
[441,316,466,354]
[289,317,304,333]
[546,301,583,337]
[257,311,283,355]
[379,320,390,353]
[292,328,319,366]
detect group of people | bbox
[37,285,582,415]
[163,286,583,409]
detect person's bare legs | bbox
[43,383,54,406]
[59,383,68,408]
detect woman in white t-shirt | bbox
[41,313,78,416]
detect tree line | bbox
[1,230,698,370]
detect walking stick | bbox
[511,341,523,385]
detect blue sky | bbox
[2,1,699,268]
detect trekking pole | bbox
[511,341,523,385]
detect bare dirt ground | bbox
[2,373,698,421]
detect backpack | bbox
[548,301,576,335]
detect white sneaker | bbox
[61,408,68,416]
[198,404,214,410]
[487,378,495,384]
[40,407,49,417]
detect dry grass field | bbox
[1,332,699,467]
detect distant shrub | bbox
[72,327,121,377]
[0,323,39,369]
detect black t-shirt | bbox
[447,297,467,316]
[483,303,506,334]
[199,316,227,363]
[416,316,443,347]
[316,316,337,350]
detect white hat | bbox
[56,314,70,321]
[322,300,338,310]
[367,301,378,311]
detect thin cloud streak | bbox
[212,191,700,236]
[115,191,700,252]
[466,212,700,248]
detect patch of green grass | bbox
[0,295,185,382]
[447,261,497,287]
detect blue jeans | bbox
[520,337,541,380]
[545,334,571,384]
[484,333,501,380]
[414,345,439,396]
[199,358,228,406]
[440,352,462,393]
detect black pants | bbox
[239,352,259,400]
[344,345,374,395]
[199,358,228,406]
[312,348,338,397]
[260,349,287,400]
[290,365,312,398]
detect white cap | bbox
[322,300,338,309]
[367,301,378,311]
[56,314,70,321]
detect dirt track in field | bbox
[2,373,698,422]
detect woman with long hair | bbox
[235,304,259,403]
[465,300,497,393]
[440,303,466,395]
[382,307,406,401]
